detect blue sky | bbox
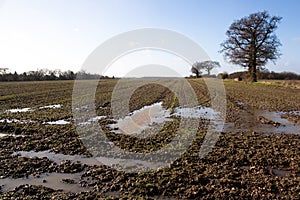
[0,0,299,76]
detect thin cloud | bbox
[292,37,300,43]
[284,61,290,67]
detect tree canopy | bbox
[191,61,220,77]
[220,11,282,82]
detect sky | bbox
[0,0,300,77]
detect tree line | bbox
[0,68,114,82]
[228,70,300,80]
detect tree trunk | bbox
[251,65,257,82]
[249,34,258,82]
[248,62,257,82]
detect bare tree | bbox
[199,61,220,76]
[220,11,282,82]
[191,61,220,77]
[191,62,203,78]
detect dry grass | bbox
[259,80,300,89]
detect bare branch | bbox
[220,11,282,82]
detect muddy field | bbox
[0,79,299,199]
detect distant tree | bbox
[191,62,203,78]
[217,72,229,79]
[191,61,220,77]
[65,70,75,80]
[0,68,9,74]
[200,61,220,76]
[13,71,19,81]
[220,11,282,82]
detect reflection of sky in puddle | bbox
[5,104,62,113]
[256,110,293,125]
[0,118,21,123]
[109,102,171,135]
[3,101,299,134]
[225,109,300,134]
[2,104,73,126]
[14,150,166,172]
[0,119,36,124]
[0,118,71,125]
[39,104,62,109]
[0,133,19,138]
[3,149,167,191]
[6,108,32,113]
[172,106,219,120]
[2,148,96,192]
[43,120,70,125]
[286,111,300,115]
[255,110,300,134]
[109,102,222,136]
[78,116,106,125]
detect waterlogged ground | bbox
[0,79,299,199]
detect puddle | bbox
[43,120,71,125]
[228,100,300,134]
[5,108,33,113]
[0,119,21,123]
[225,109,300,134]
[79,116,106,126]
[172,106,219,120]
[108,102,223,138]
[13,150,99,166]
[236,102,246,106]
[256,110,294,125]
[0,172,92,193]
[0,133,9,137]
[240,166,300,177]
[235,101,248,109]
[39,104,62,109]
[109,102,171,135]
[252,110,300,134]
[4,104,63,114]
[0,119,36,124]
[0,118,71,125]
[286,111,300,115]
[0,133,25,138]
[14,150,166,172]
[5,146,98,193]
[270,169,294,177]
